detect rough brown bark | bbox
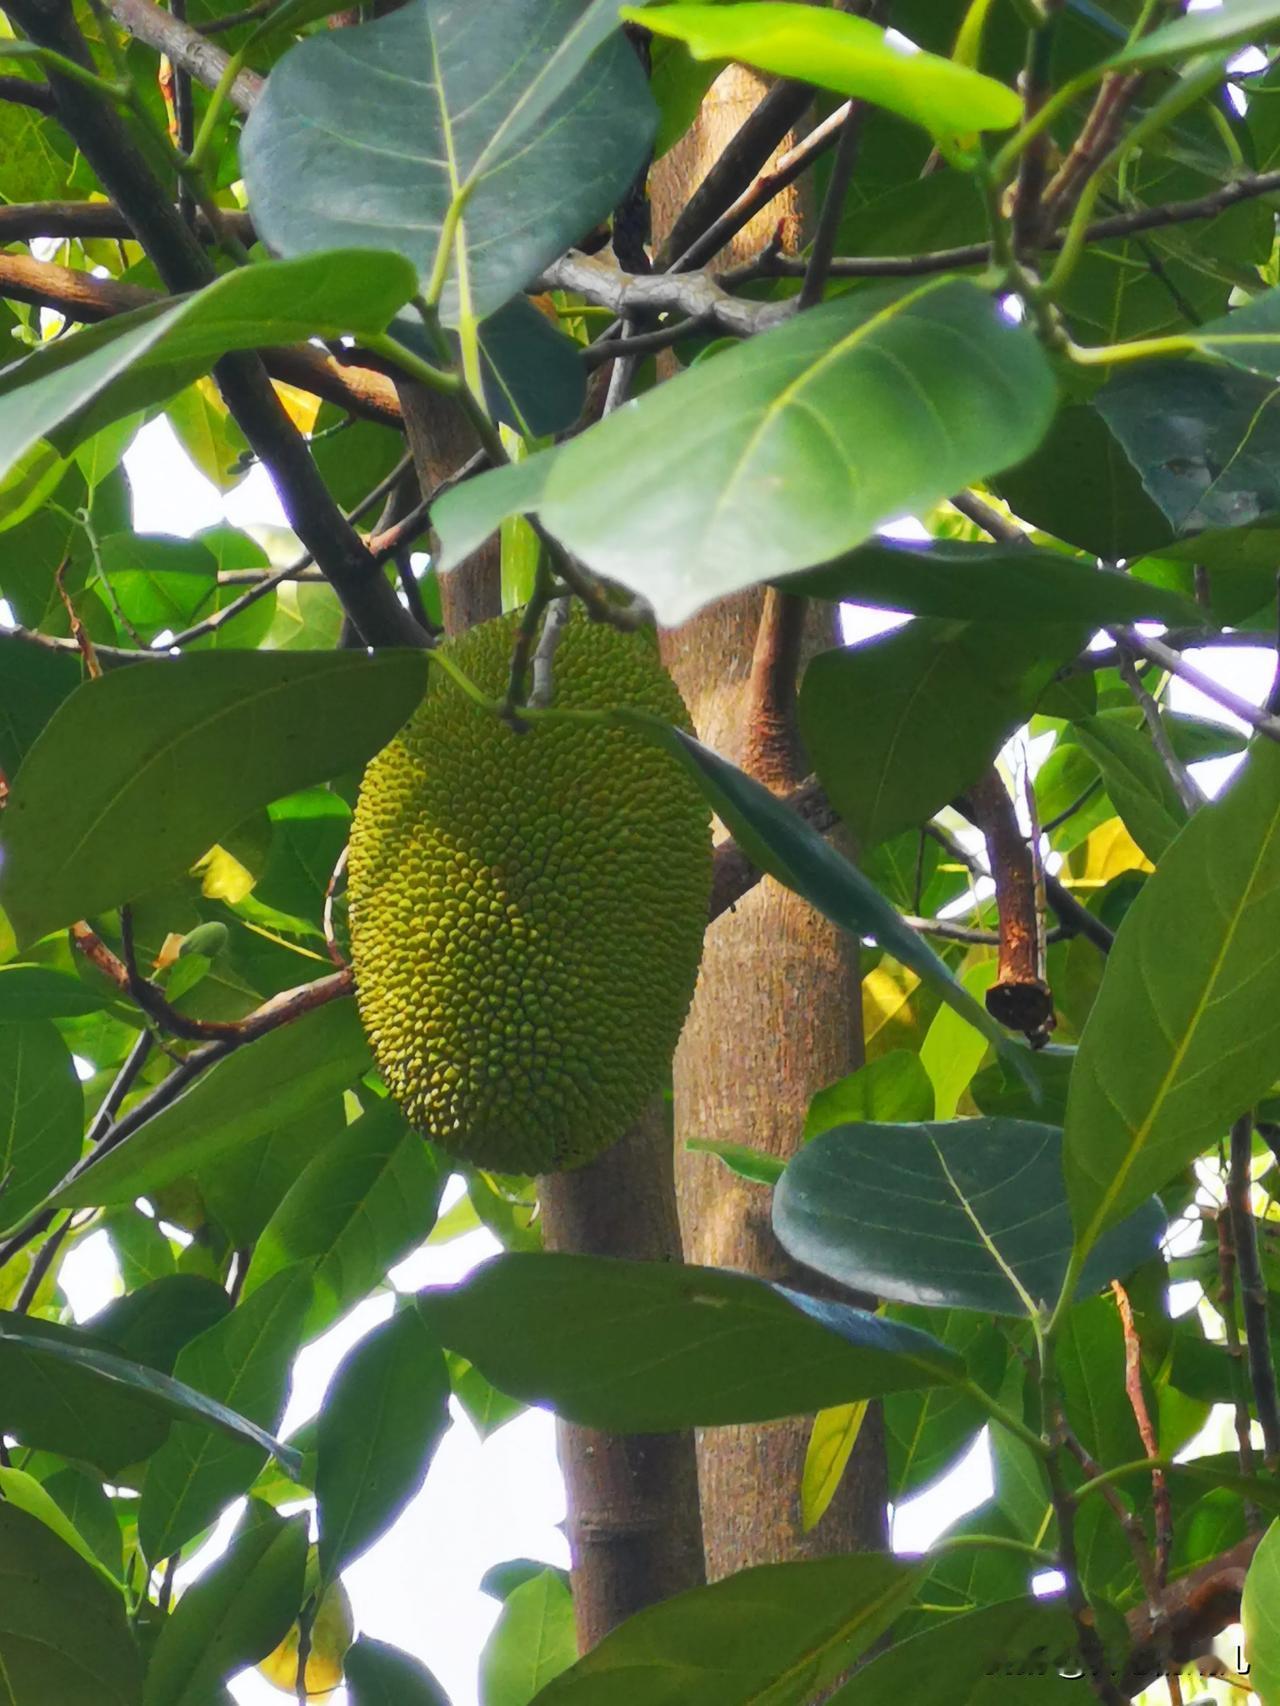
[650,59,887,1581]
[539,1102,706,1652]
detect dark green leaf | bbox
[528,1554,923,1706]
[481,1571,576,1706]
[0,963,109,1021]
[0,1019,83,1230]
[53,997,368,1209]
[0,1311,299,1478]
[774,1119,1163,1316]
[1094,360,1280,535]
[785,538,1198,626]
[93,1274,231,1374]
[40,1466,125,1585]
[437,279,1057,624]
[0,252,417,487]
[481,1560,571,1603]
[886,1310,1007,1502]
[243,1097,442,1337]
[422,1253,965,1431]
[826,1596,1085,1703]
[0,632,81,775]
[1072,715,1188,862]
[346,1636,452,1706]
[0,649,427,945]
[316,1302,451,1583]
[1056,1295,1145,1467]
[142,1505,307,1706]
[241,0,654,323]
[0,1500,142,1705]
[630,3,1021,135]
[799,620,1078,849]
[1110,0,1280,67]
[1065,740,1280,1251]
[1244,1519,1280,1706]
[137,1267,312,1562]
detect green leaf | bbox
[799,620,1078,850]
[436,279,1057,625]
[0,1466,122,1588]
[825,1595,1084,1703]
[52,997,369,1209]
[918,961,999,1121]
[622,714,1037,1086]
[885,1310,1006,1502]
[0,649,427,946]
[1244,1520,1280,1706]
[481,1572,577,1706]
[421,1253,965,1431]
[785,538,1199,627]
[243,1097,442,1337]
[1109,0,1280,68]
[628,3,1021,137]
[241,0,655,324]
[1094,360,1280,535]
[93,1274,232,1374]
[1072,715,1188,863]
[1055,1295,1145,1467]
[684,1137,785,1185]
[0,251,417,487]
[316,1302,451,1584]
[39,1466,125,1586]
[1065,739,1280,1252]
[0,1019,83,1230]
[801,1400,868,1533]
[0,632,81,776]
[142,1505,307,1706]
[528,1554,923,1706]
[0,1500,142,1705]
[346,1637,452,1705]
[805,1051,933,1139]
[138,1266,312,1562]
[0,963,109,1020]
[774,1120,1164,1316]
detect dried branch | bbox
[956,769,1053,1042]
[104,0,263,110]
[1112,1279,1174,1594]
[534,248,791,338]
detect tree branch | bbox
[1228,1112,1280,1465]
[0,74,54,111]
[104,0,263,110]
[956,769,1053,1041]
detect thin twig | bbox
[530,597,571,710]
[797,103,865,311]
[1112,1280,1174,1586]
[1118,629,1280,742]
[13,1215,73,1313]
[1217,1208,1260,1513]
[1115,648,1204,814]
[1228,1114,1280,1466]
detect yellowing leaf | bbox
[271,378,323,436]
[801,1401,869,1533]
[194,842,256,903]
[258,1580,354,1699]
[167,378,250,491]
[1071,818,1153,887]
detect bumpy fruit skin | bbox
[348,610,711,1174]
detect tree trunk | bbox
[654,68,889,1579]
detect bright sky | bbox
[40,414,1262,1704]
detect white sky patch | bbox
[891,1429,994,1555]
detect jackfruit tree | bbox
[7,0,1280,1701]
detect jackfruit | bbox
[348,609,711,1174]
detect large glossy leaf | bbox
[528,1554,923,1706]
[620,713,1037,1085]
[0,1311,301,1478]
[52,997,368,1209]
[1095,360,1280,535]
[799,620,1078,850]
[629,3,1020,136]
[0,252,416,487]
[241,0,654,325]
[143,1506,307,1706]
[826,1596,1083,1703]
[1110,0,1280,67]
[885,1310,1006,1502]
[0,964,109,1021]
[1072,715,1188,863]
[481,1572,577,1706]
[243,1097,442,1337]
[435,278,1057,625]
[0,1019,83,1230]
[138,1266,312,1562]
[421,1253,964,1431]
[1065,739,1280,1252]
[316,1302,451,1584]
[774,1120,1164,1316]
[0,649,427,945]
[0,632,81,775]
[1243,1519,1280,1706]
[785,538,1198,626]
[0,1501,143,1706]
[346,1638,451,1705]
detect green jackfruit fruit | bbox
[349,610,711,1174]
